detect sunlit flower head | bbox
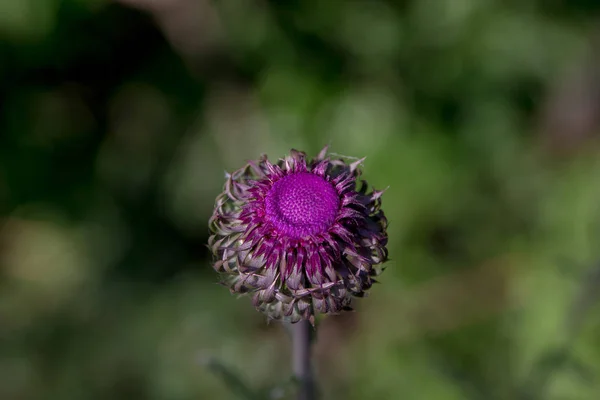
[208,147,388,324]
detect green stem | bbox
[292,320,316,400]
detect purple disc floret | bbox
[208,147,388,324]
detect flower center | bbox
[265,172,340,238]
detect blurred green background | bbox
[2,0,600,399]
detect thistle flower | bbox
[208,147,388,324]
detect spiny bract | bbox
[208,147,388,324]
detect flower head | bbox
[208,147,388,324]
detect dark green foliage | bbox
[1,1,600,399]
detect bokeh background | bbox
[2,0,600,399]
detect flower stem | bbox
[292,320,316,400]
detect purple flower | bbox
[208,147,388,324]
